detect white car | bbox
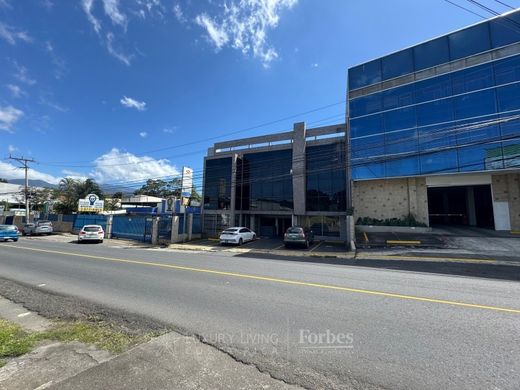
[219,227,256,245]
[78,225,105,243]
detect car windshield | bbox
[287,227,303,233]
[37,221,52,226]
[0,225,16,231]
[84,227,101,232]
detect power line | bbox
[492,0,516,10]
[443,0,488,18]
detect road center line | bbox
[3,244,520,314]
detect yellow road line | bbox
[511,231,520,235]
[3,245,520,314]
[357,254,500,264]
[386,240,421,245]
[363,232,369,243]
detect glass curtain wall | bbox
[349,11,520,180]
[203,158,232,210]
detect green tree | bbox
[0,178,8,183]
[134,178,182,198]
[28,188,53,212]
[52,178,104,214]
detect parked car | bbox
[78,225,105,243]
[22,220,53,236]
[219,227,256,245]
[0,225,20,242]
[284,226,314,248]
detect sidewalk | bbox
[51,332,299,390]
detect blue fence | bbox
[73,215,107,232]
[192,214,201,234]
[112,215,152,242]
[158,214,172,239]
[62,214,75,222]
[47,214,59,221]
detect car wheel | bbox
[252,234,256,241]
[238,238,243,246]
[13,238,18,242]
[99,240,103,243]
[305,240,309,249]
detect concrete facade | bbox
[492,173,520,231]
[353,178,429,225]
[203,122,349,241]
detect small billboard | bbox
[78,194,104,213]
[181,166,193,198]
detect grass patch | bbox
[35,322,154,354]
[0,319,35,359]
[0,318,158,365]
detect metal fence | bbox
[112,215,152,242]
[73,215,107,232]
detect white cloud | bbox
[0,106,23,132]
[194,0,297,67]
[0,161,61,184]
[311,63,318,68]
[106,32,132,65]
[13,62,36,85]
[195,14,229,49]
[45,41,67,79]
[139,131,147,138]
[61,169,88,181]
[0,22,32,45]
[90,148,179,183]
[173,3,186,23]
[102,0,127,29]
[6,84,25,98]
[163,127,176,134]
[7,145,17,153]
[120,96,146,111]
[82,0,102,33]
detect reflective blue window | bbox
[415,74,452,103]
[494,55,520,85]
[417,98,453,126]
[496,84,520,112]
[452,63,494,95]
[453,89,497,120]
[384,107,416,132]
[418,123,457,151]
[349,59,382,90]
[414,36,450,71]
[349,93,382,118]
[458,141,502,171]
[500,113,520,137]
[490,11,520,48]
[352,164,385,180]
[382,84,414,110]
[385,129,418,155]
[502,140,520,168]
[382,48,414,80]
[350,114,383,138]
[420,150,458,174]
[456,119,500,146]
[386,156,420,177]
[351,135,384,160]
[449,22,491,61]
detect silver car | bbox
[22,221,54,236]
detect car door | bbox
[239,228,250,241]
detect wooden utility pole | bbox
[8,155,35,222]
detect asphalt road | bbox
[0,239,519,390]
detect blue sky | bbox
[0,0,516,190]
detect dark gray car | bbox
[283,226,314,248]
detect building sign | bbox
[181,166,193,198]
[78,193,104,213]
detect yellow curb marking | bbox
[386,240,421,245]
[3,244,520,314]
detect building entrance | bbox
[258,216,292,237]
[427,185,494,229]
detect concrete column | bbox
[230,154,238,227]
[170,215,179,243]
[106,215,113,238]
[407,178,417,217]
[187,214,193,241]
[151,216,159,245]
[292,122,306,216]
[250,214,255,233]
[466,187,477,226]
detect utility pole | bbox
[8,155,35,223]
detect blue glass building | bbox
[348,10,520,231]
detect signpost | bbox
[78,194,104,213]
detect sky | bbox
[0,0,518,191]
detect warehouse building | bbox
[202,123,348,240]
[348,9,520,231]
